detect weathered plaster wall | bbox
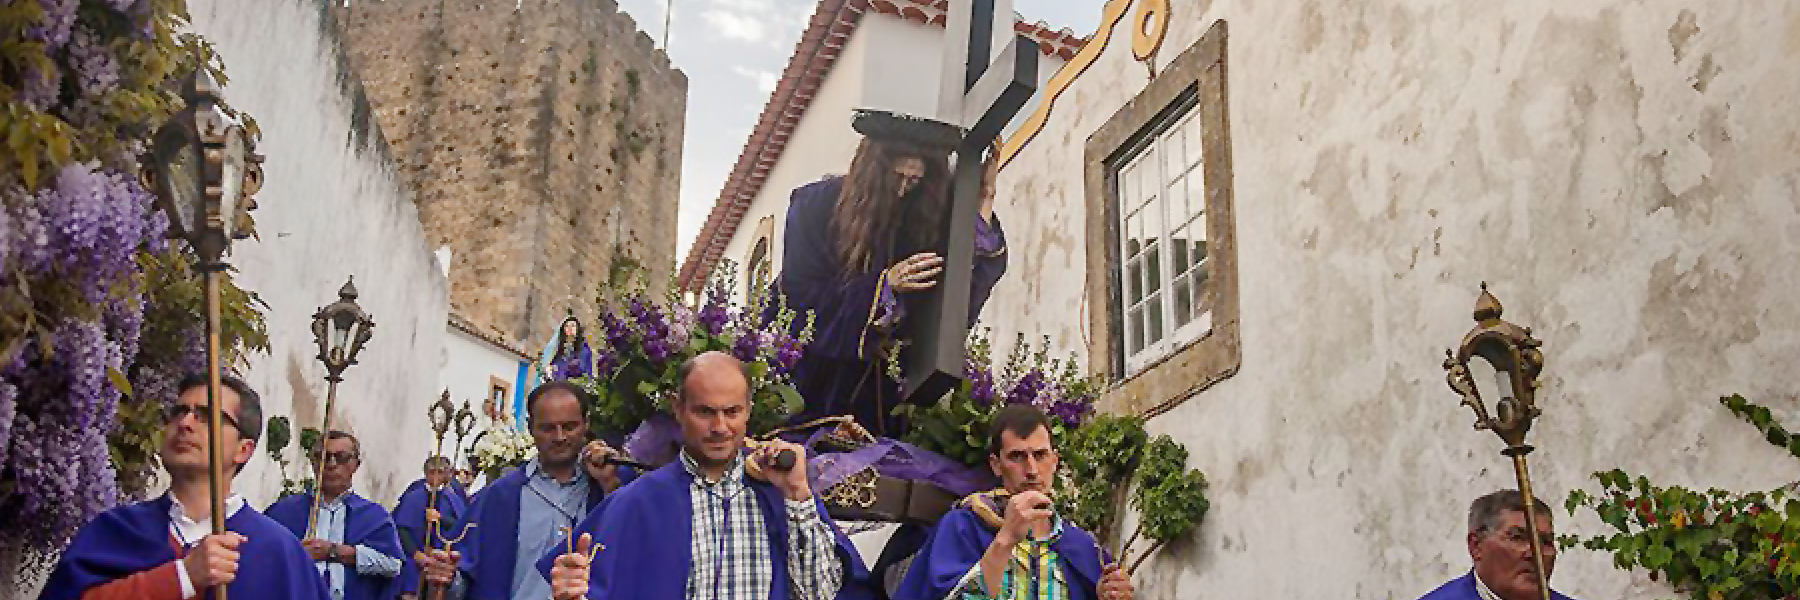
[336,0,687,349]
[185,0,452,509]
[986,1,1800,599]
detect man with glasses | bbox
[266,430,406,600]
[39,374,330,600]
[414,380,634,600]
[1416,490,1580,600]
[896,404,1130,600]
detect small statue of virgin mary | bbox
[537,309,595,383]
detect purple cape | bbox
[265,491,405,600]
[533,459,876,600]
[37,496,330,600]
[894,505,1103,600]
[774,177,1008,437]
[390,479,470,597]
[456,466,622,600]
[1417,572,1579,600]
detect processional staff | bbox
[305,278,375,539]
[1443,284,1552,600]
[141,65,266,600]
[417,397,478,600]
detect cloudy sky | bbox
[603,0,1102,263]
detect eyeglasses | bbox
[1493,527,1557,550]
[163,403,242,435]
[318,451,359,466]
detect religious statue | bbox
[771,109,1008,437]
[537,309,595,383]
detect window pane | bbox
[1141,192,1162,250]
[1191,259,1211,320]
[1185,114,1205,171]
[1145,242,1163,297]
[1173,272,1193,328]
[1136,149,1156,211]
[1185,159,1206,211]
[1146,292,1165,345]
[1127,306,1145,355]
[1170,223,1191,275]
[1126,257,1144,305]
[1116,161,1130,209]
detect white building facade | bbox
[677,0,1083,297]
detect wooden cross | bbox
[901,0,1040,404]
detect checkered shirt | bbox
[682,450,844,600]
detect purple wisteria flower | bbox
[66,26,120,95]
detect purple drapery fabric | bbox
[622,414,996,498]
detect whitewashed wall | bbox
[439,326,530,445]
[188,0,451,509]
[985,1,1800,599]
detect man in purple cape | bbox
[390,456,467,599]
[38,374,329,600]
[1415,490,1581,600]
[775,110,1008,437]
[266,431,404,600]
[415,381,632,600]
[895,406,1132,600]
[539,352,876,600]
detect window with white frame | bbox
[1115,104,1210,374]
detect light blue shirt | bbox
[512,459,595,600]
[314,493,403,600]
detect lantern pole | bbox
[142,63,263,600]
[1444,283,1552,600]
[305,277,375,539]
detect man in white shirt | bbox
[266,430,406,600]
[1415,490,1580,600]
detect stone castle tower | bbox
[335,0,686,349]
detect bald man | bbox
[539,352,875,600]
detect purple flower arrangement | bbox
[896,328,1103,467]
[573,259,814,437]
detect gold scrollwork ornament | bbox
[1131,0,1170,61]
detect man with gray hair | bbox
[1416,490,1580,600]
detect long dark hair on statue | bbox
[830,138,952,273]
[553,314,586,362]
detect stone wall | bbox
[336,0,687,348]
[984,1,1800,599]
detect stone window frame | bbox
[1084,20,1237,418]
[489,376,511,411]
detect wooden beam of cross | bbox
[902,0,1039,405]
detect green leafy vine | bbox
[1562,395,1798,600]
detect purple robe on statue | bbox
[1417,572,1579,600]
[38,496,331,600]
[265,491,405,600]
[552,343,595,381]
[775,176,1007,437]
[533,458,877,600]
